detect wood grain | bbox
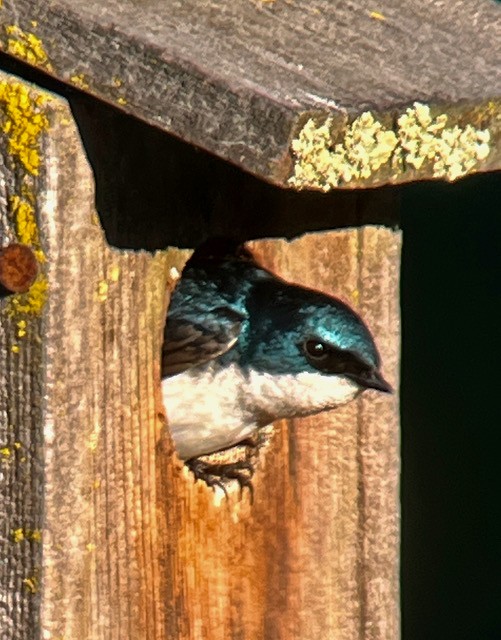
[0,0,499,186]
[0,73,45,639]
[39,150,176,638]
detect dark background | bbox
[401,172,501,640]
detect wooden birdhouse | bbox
[0,1,499,639]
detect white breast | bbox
[162,364,256,459]
[162,363,359,459]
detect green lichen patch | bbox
[289,101,492,190]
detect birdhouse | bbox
[0,1,499,639]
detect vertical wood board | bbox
[0,71,47,640]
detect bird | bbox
[161,238,391,491]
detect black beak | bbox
[348,369,393,394]
[365,370,393,393]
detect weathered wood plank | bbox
[39,122,178,638]
[0,72,48,640]
[0,0,499,187]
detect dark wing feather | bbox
[162,306,246,377]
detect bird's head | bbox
[238,279,392,419]
[298,291,391,394]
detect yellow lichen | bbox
[12,528,25,542]
[289,112,398,190]
[3,25,53,71]
[0,80,50,175]
[8,275,48,316]
[289,101,492,190]
[12,528,42,543]
[69,73,89,90]
[96,267,120,301]
[9,195,44,261]
[369,10,386,20]
[17,319,27,337]
[29,529,42,542]
[11,344,20,353]
[1,442,22,456]
[117,96,127,106]
[22,576,38,593]
[108,265,120,282]
[397,103,491,181]
[0,81,50,315]
[97,280,109,302]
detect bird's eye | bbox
[304,339,331,361]
[302,337,370,377]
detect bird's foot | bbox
[186,456,255,502]
[185,430,271,502]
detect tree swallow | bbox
[161,238,391,484]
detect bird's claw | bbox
[185,457,255,502]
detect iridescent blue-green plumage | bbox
[164,239,384,383]
[238,278,382,377]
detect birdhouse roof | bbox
[2,0,500,189]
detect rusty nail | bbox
[0,244,39,294]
